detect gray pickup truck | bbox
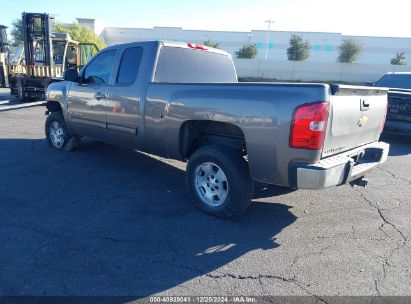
[45,40,390,218]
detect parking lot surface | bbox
[0,105,410,298]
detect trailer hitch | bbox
[350,177,369,188]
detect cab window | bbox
[52,42,65,65]
[83,49,117,85]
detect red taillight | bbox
[289,102,330,150]
[187,43,208,50]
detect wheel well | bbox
[46,101,62,112]
[180,120,246,159]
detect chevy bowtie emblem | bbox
[358,116,369,127]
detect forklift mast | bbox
[0,25,8,87]
[22,12,54,67]
[0,25,7,53]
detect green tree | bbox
[287,34,311,61]
[10,18,105,50]
[235,43,258,59]
[390,52,407,65]
[203,39,220,49]
[54,23,105,50]
[10,18,24,45]
[337,38,363,63]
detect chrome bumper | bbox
[289,141,390,190]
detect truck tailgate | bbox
[322,85,388,158]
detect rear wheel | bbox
[186,145,254,218]
[45,112,79,151]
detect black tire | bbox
[186,145,254,218]
[45,112,79,151]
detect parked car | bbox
[374,72,411,135]
[44,41,390,218]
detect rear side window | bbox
[116,47,143,85]
[155,47,237,83]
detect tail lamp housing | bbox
[380,101,388,133]
[289,102,330,150]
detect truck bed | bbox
[144,82,387,187]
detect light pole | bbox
[264,19,275,60]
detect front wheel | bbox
[45,112,79,151]
[186,145,254,218]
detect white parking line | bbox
[0,101,46,112]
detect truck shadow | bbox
[254,182,295,199]
[0,138,296,296]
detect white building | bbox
[77,19,411,65]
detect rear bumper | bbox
[289,141,390,189]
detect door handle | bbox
[94,92,106,100]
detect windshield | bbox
[155,46,237,83]
[10,47,24,65]
[375,74,411,89]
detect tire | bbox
[186,145,254,218]
[45,112,79,151]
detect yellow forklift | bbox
[8,13,99,101]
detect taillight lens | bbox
[289,102,330,150]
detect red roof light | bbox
[187,43,208,50]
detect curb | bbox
[0,101,46,112]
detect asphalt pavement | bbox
[0,103,410,299]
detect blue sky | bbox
[1,0,410,37]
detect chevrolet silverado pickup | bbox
[45,41,390,218]
[374,72,411,135]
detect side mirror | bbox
[63,68,79,82]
